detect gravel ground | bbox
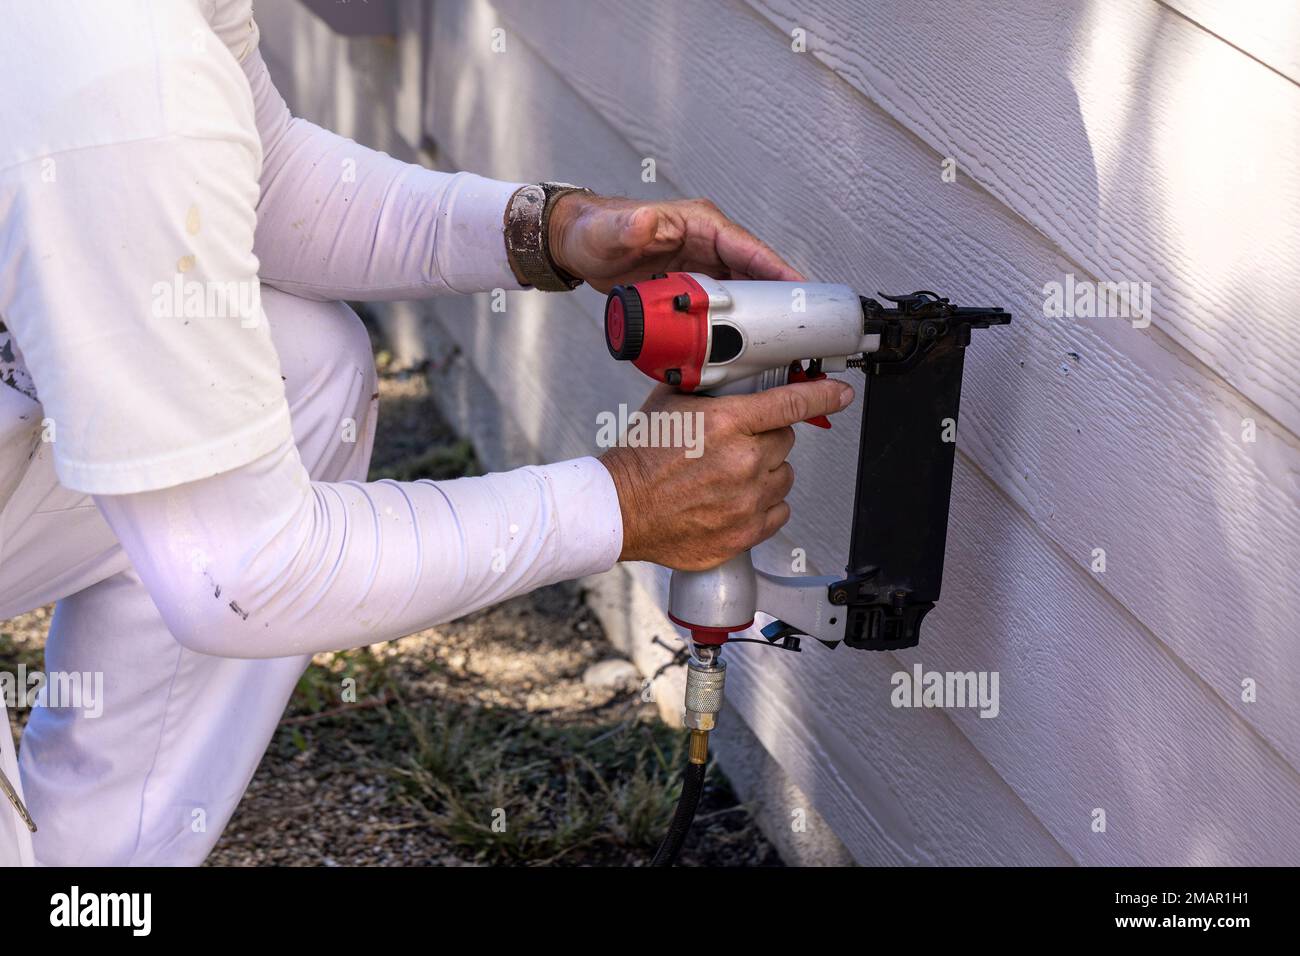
[1,341,779,867]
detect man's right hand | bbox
[599,379,855,571]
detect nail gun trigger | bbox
[786,361,832,429]
[760,619,806,652]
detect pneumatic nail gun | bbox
[603,272,1009,864]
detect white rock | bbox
[582,658,640,692]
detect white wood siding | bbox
[266,0,1300,864]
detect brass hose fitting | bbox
[688,729,710,765]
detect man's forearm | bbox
[94,438,622,659]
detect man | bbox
[0,1,853,865]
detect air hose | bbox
[651,732,709,866]
[651,652,726,867]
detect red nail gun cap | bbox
[604,273,710,391]
[605,285,644,360]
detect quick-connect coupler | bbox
[654,653,726,866]
[684,655,726,736]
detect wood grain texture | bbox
[482,0,1300,775]
[745,0,1300,436]
[424,0,1300,862]
[1161,0,1300,83]
[729,0,1300,769]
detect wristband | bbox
[503,182,591,291]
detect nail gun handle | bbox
[668,552,757,646]
[667,361,833,644]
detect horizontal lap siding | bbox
[748,0,1300,434]
[424,0,1071,864]
[1161,0,1300,82]
[737,0,1300,770]
[424,0,1300,863]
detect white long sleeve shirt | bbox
[0,0,624,656]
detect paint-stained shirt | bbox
[0,0,523,494]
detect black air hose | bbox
[651,736,708,867]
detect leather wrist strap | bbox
[503,182,590,291]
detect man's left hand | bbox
[548,193,804,292]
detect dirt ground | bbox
[0,341,779,867]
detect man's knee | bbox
[261,286,377,482]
